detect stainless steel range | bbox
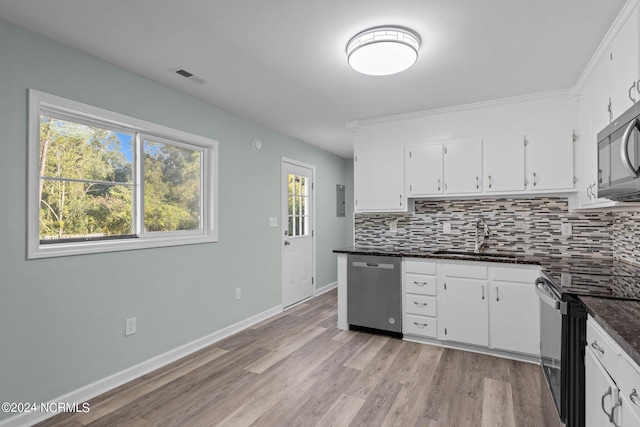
[536,257,640,427]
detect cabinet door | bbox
[527,130,574,191]
[354,147,405,211]
[439,277,488,347]
[585,349,618,427]
[406,144,444,195]
[489,281,539,355]
[610,8,639,120]
[621,397,640,427]
[484,136,526,192]
[444,140,483,194]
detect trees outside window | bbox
[28,90,218,259]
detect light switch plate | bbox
[269,217,278,227]
[389,221,398,233]
[443,222,452,234]
[561,223,572,236]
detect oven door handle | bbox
[535,278,560,310]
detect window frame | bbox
[28,89,218,259]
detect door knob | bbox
[284,240,291,246]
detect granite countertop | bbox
[334,246,640,366]
[333,246,604,270]
[580,296,640,367]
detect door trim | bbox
[281,157,316,307]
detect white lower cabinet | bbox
[439,271,489,347]
[403,259,540,359]
[488,266,540,356]
[585,316,640,426]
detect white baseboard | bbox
[314,281,337,296]
[0,304,283,427]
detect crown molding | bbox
[347,88,571,128]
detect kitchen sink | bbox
[433,250,517,260]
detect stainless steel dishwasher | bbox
[347,254,402,334]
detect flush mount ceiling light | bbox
[346,26,421,76]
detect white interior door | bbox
[282,160,314,308]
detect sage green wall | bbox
[0,19,353,417]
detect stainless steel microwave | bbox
[597,103,640,201]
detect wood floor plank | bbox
[343,334,390,370]
[68,347,229,424]
[381,345,443,427]
[34,289,558,427]
[349,378,402,427]
[313,394,365,427]
[481,378,516,427]
[244,325,326,373]
[344,337,404,400]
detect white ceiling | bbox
[0,0,628,158]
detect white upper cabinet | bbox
[574,54,616,209]
[572,6,639,210]
[527,130,575,191]
[444,140,483,194]
[484,136,526,192]
[406,144,444,196]
[610,8,640,120]
[354,147,407,212]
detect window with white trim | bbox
[28,90,218,258]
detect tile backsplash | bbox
[354,197,640,262]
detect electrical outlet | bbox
[269,217,278,227]
[235,288,241,300]
[389,221,397,233]
[125,317,136,336]
[443,222,452,234]
[561,223,572,236]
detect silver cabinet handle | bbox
[610,396,622,427]
[496,287,499,302]
[631,389,640,407]
[630,81,637,104]
[533,172,537,186]
[476,176,479,189]
[591,340,605,355]
[413,281,428,286]
[481,285,485,300]
[601,386,613,420]
[621,117,640,177]
[413,301,428,307]
[488,175,492,189]
[586,184,593,199]
[437,179,441,191]
[399,194,402,206]
[444,183,447,191]
[413,322,428,328]
[284,240,291,246]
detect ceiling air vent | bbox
[173,68,207,84]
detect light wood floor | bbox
[36,289,559,427]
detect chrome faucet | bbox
[474,217,490,254]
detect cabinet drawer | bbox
[491,266,540,283]
[586,318,619,376]
[405,274,437,295]
[404,260,436,275]
[406,295,437,317]
[405,314,437,338]
[443,262,487,279]
[618,356,640,419]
